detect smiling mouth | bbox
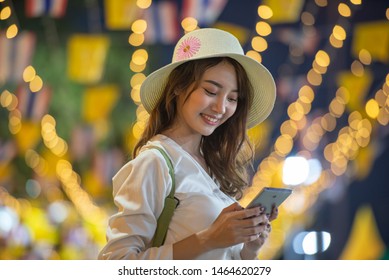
[201,114,220,125]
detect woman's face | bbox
[174,61,239,138]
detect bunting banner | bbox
[104,0,140,30]
[13,121,41,154]
[82,85,119,123]
[143,0,180,44]
[0,31,36,85]
[16,84,52,121]
[263,0,304,24]
[340,205,385,259]
[352,21,389,63]
[70,125,96,160]
[337,69,373,112]
[276,28,320,55]
[182,0,228,27]
[25,0,68,18]
[67,34,110,84]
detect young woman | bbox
[98,28,277,260]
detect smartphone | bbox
[246,187,292,214]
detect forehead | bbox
[200,61,238,87]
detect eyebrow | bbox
[204,80,238,92]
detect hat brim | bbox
[140,53,276,128]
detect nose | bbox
[212,96,226,115]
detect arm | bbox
[99,150,175,260]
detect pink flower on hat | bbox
[175,36,201,61]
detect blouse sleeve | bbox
[98,149,174,260]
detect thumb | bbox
[222,202,243,213]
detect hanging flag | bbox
[340,205,385,259]
[352,21,389,63]
[25,0,68,18]
[13,121,41,154]
[263,0,304,24]
[70,125,96,160]
[0,31,36,85]
[104,0,141,30]
[0,141,16,163]
[212,21,250,45]
[337,69,373,112]
[67,34,110,84]
[143,0,180,44]
[82,84,119,123]
[16,84,52,121]
[182,0,228,27]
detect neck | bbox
[162,128,202,157]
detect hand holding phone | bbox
[246,187,292,214]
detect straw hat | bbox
[140,28,276,128]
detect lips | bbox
[201,113,220,125]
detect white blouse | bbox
[98,134,243,260]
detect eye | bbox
[204,88,216,96]
[228,97,238,102]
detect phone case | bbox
[246,187,292,214]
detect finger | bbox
[269,205,278,221]
[239,213,268,228]
[222,202,243,214]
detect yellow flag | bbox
[82,85,119,122]
[352,21,389,63]
[14,121,41,154]
[264,0,304,24]
[340,205,385,259]
[212,22,250,45]
[337,70,373,112]
[67,34,110,84]
[104,0,140,30]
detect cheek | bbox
[225,103,238,119]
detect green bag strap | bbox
[149,146,178,247]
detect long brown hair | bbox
[134,57,254,199]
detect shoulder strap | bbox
[149,146,178,247]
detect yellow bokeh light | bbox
[350,60,364,77]
[301,11,315,26]
[329,34,343,48]
[130,73,146,88]
[365,99,380,119]
[274,134,293,156]
[338,3,351,17]
[258,5,273,19]
[251,36,268,52]
[181,17,198,32]
[350,0,362,5]
[6,24,18,39]
[358,49,372,65]
[131,19,147,34]
[130,88,141,104]
[315,50,330,67]
[0,6,11,20]
[246,50,262,63]
[128,33,145,46]
[307,69,322,86]
[23,65,36,82]
[129,60,146,73]
[315,0,328,7]
[387,8,389,20]
[333,25,346,41]
[256,21,272,36]
[298,85,315,103]
[136,0,152,9]
[29,75,43,92]
[132,49,148,65]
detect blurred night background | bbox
[0,0,388,260]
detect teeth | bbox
[203,114,218,123]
